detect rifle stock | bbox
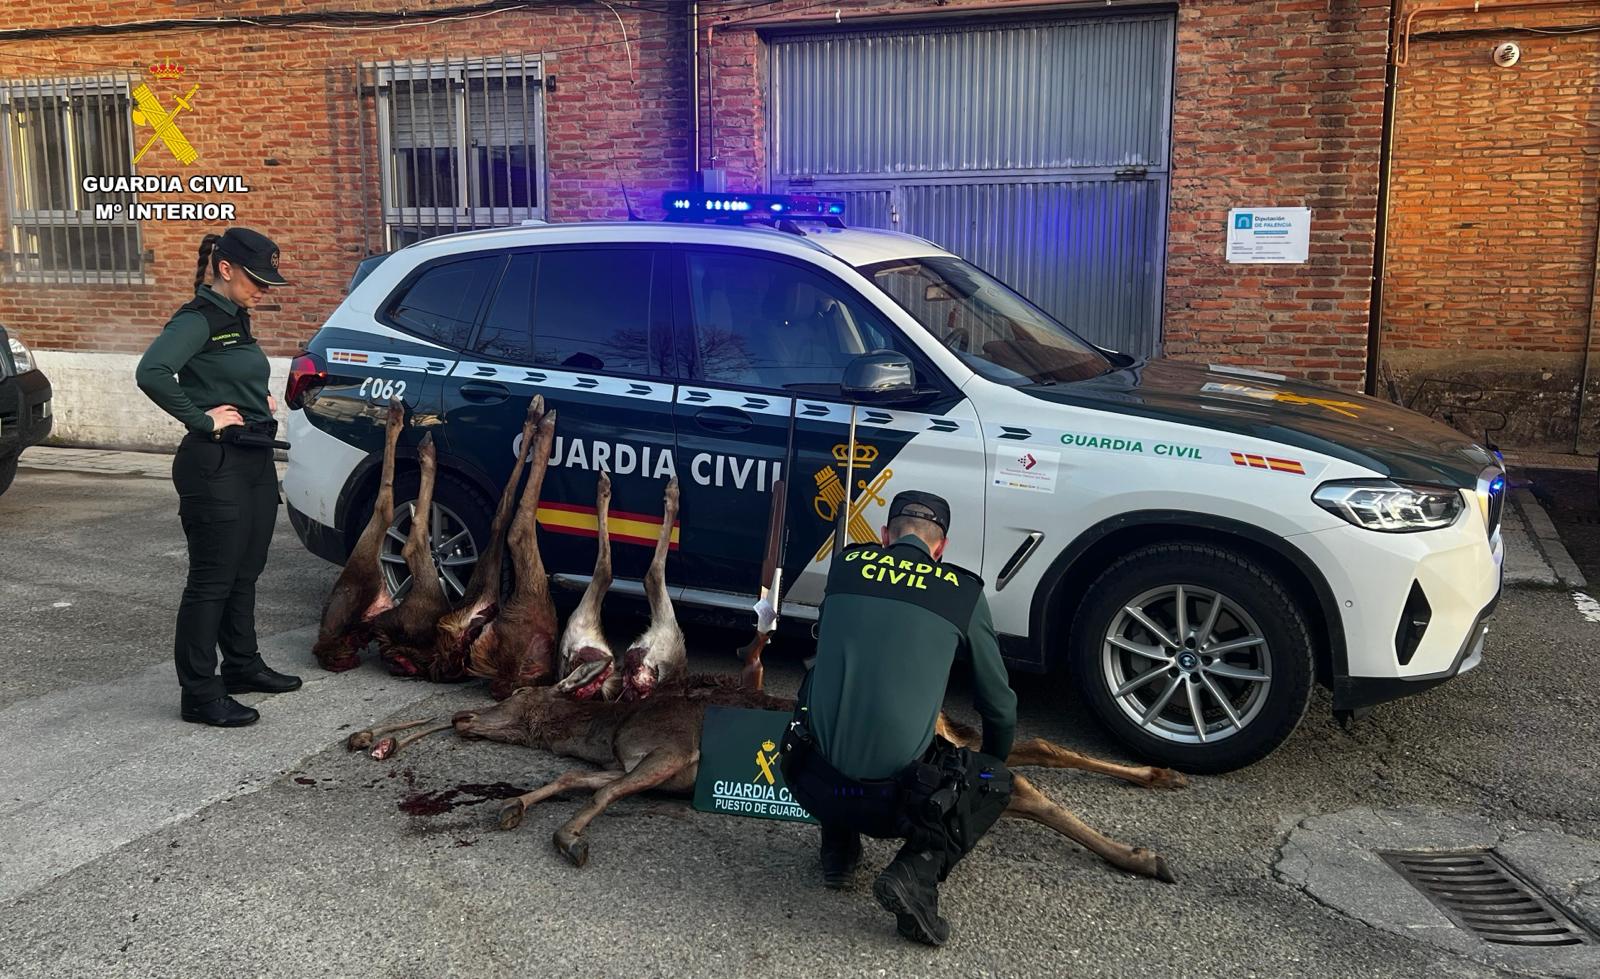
[737,479,787,688]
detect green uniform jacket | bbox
[135,285,272,434]
[799,535,1018,780]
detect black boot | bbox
[181,695,260,727]
[820,825,862,890]
[224,665,303,695]
[872,850,949,946]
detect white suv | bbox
[283,192,1504,772]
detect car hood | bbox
[1019,360,1496,488]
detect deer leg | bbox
[1004,738,1187,790]
[497,768,625,830]
[346,718,431,751]
[370,721,454,760]
[643,478,677,623]
[1004,774,1175,883]
[400,433,444,600]
[551,747,687,868]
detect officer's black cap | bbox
[214,227,287,287]
[888,490,951,533]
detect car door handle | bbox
[694,406,753,434]
[459,381,511,405]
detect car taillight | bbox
[286,352,327,410]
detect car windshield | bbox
[862,255,1113,385]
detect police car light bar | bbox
[662,191,846,225]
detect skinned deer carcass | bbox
[618,478,685,701]
[443,677,1183,879]
[468,405,560,699]
[554,471,617,700]
[426,397,544,683]
[368,431,451,678]
[311,401,405,672]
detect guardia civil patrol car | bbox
[284,192,1504,773]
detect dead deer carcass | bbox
[312,401,405,672]
[553,471,618,700]
[425,678,1182,880]
[367,431,451,677]
[421,397,545,683]
[467,404,561,699]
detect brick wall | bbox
[1,0,1397,387]
[1162,0,1389,388]
[0,0,691,361]
[1378,1,1600,449]
[1,0,1415,450]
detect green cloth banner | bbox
[692,706,817,824]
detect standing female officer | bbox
[136,227,302,727]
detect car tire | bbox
[1067,541,1315,774]
[0,452,17,497]
[365,469,498,605]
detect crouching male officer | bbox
[780,490,1018,947]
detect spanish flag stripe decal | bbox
[1231,451,1305,475]
[535,505,680,549]
[538,500,677,526]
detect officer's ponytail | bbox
[194,233,221,290]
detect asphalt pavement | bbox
[2,454,1598,979]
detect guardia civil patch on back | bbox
[692,706,817,824]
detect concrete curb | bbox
[1511,488,1588,590]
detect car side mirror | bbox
[842,351,918,404]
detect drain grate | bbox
[1380,849,1596,947]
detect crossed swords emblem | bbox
[812,466,894,564]
[754,740,781,785]
[131,82,200,165]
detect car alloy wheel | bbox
[380,500,479,603]
[1100,584,1273,745]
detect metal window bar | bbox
[368,55,545,248]
[0,74,141,283]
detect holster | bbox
[898,737,1014,881]
[214,419,290,451]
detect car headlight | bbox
[7,335,35,374]
[1312,480,1465,532]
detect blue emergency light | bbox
[662,191,846,225]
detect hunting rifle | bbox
[736,478,787,691]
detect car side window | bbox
[531,249,655,374]
[387,255,502,349]
[684,250,911,394]
[476,253,536,363]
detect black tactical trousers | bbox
[784,734,1013,883]
[171,432,278,702]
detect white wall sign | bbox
[1226,207,1311,264]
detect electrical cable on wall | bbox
[0,0,815,75]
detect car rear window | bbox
[387,255,501,349]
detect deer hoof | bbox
[1153,854,1176,885]
[346,731,375,751]
[370,736,397,761]
[1149,767,1189,790]
[554,832,589,868]
[498,800,526,831]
